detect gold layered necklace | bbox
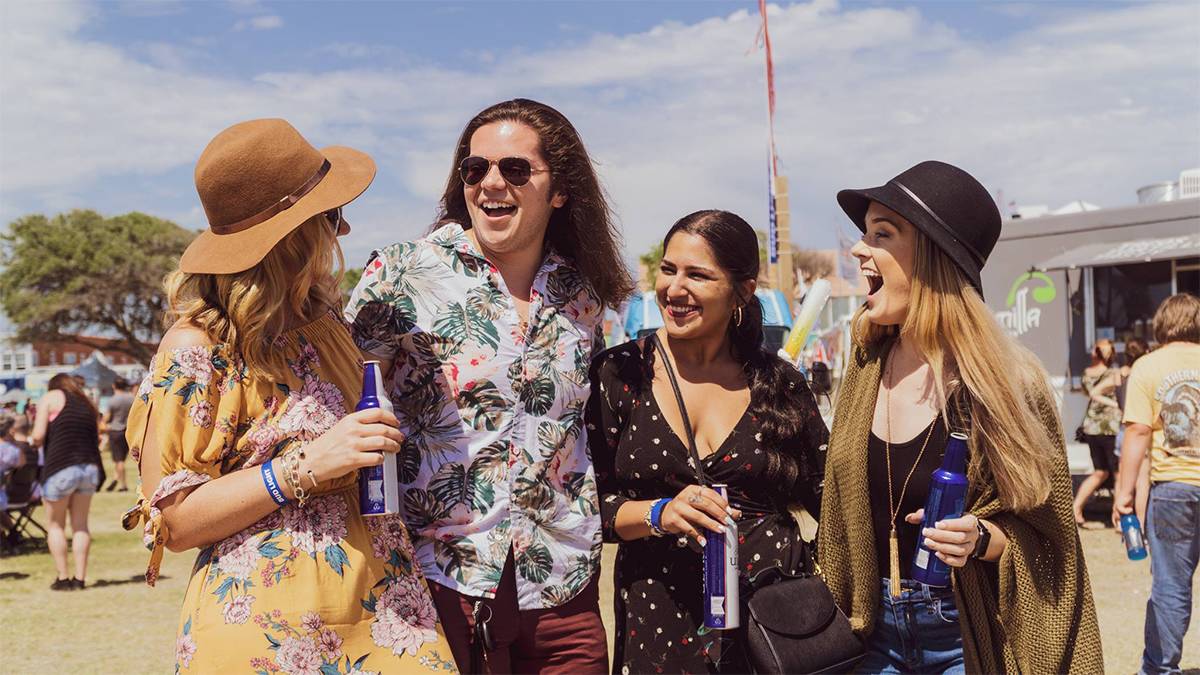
[883,347,939,598]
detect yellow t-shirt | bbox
[1123,342,1200,486]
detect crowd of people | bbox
[1,100,1195,675]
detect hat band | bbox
[890,179,986,268]
[210,159,331,235]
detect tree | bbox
[340,266,363,306]
[792,248,834,283]
[0,210,196,363]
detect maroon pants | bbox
[428,553,608,674]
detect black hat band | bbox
[891,179,986,268]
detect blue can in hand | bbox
[911,432,970,587]
[1120,514,1148,560]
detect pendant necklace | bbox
[883,345,939,598]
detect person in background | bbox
[1114,292,1200,675]
[0,413,26,545]
[102,377,134,492]
[31,373,105,590]
[818,161,1102,673]
[1118,338,1152,526]
[1073,338,1121,525]
[590,210,828,673]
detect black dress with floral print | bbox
[587,340,828,674]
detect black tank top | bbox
[867,415,948,575]
[42,392,102,483]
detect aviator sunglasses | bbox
[459,155,549,187]
[324,206,349,235]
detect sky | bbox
[1,0,1197,273]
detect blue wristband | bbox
[649,497,671,532]
[261,460,288,506]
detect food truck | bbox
[981,196,1200,469]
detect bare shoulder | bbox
[159,320,216,353]
[40,389,66,408]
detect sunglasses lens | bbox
[498,158,533,186]
[460,156,489,185]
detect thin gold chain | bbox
[884,345,939,529]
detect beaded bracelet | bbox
[260,460,288,506]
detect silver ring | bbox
[676,535,689,548]
[687,490,703,505]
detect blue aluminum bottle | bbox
[357,360,400,516]
[703,484,740,630]
[911,432,970,586]
[1120,514,1148,560]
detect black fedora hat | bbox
[837,160,1001,297]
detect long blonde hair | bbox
[164,215,344,380]
[853,233,1054,512]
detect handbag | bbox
[651,335,865,674]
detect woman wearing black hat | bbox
[817,161,1103,673]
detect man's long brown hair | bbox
[434,98,634,308]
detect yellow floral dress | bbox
[122,313,458,674]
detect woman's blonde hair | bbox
[164,215,344,380]
[853,233,1054,512]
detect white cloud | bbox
[1,0,1196,270]
[233,14,282,31]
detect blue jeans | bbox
[857,579,965,674]
[1142,481,1200,675]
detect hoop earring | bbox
[734,306,744,327]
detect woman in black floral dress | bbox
[588,210,828,674]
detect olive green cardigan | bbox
[817,340,1104,674]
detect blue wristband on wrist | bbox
[649,498,670,532]
[261,460,288,506]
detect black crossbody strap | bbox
[651,334,708,486]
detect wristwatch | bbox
[970,518,991,559]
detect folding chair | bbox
[4,463,47,545]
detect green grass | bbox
[0,461,1191,673]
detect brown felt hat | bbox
[180,118,376,274]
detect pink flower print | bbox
[189,400,214,429]
[136,373,154,399]
[282,494,348,556]
[249,657,277,672]
[369,575,440,656]
[215,530,262,581]
[174,346,214,386]
[316,627,343,660]
[222,594,255,624]
[365,514,409,560]
[300,611,324,633]
[289,341,320,380]
[175,632,197,668]
[244,421,281,466]
[278,379,344,441]
[274,635,322,675]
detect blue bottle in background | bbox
[911,431,970,586]
[1120,514,1148,560]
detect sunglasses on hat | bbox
[459,155,549,187]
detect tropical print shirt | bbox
[344,222,606,610]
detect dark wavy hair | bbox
[48,372,99,420]
[433,98,634,308]
[659,210,811,480]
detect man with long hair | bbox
[345,99,633,673]
[1115,292,1200,674]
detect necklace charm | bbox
[889,528,902,598]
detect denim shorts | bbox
[42,463,100,501]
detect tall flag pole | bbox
[758,0,779,264]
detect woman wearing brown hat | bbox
[817,161,1103,673]
[122,119,457,673]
